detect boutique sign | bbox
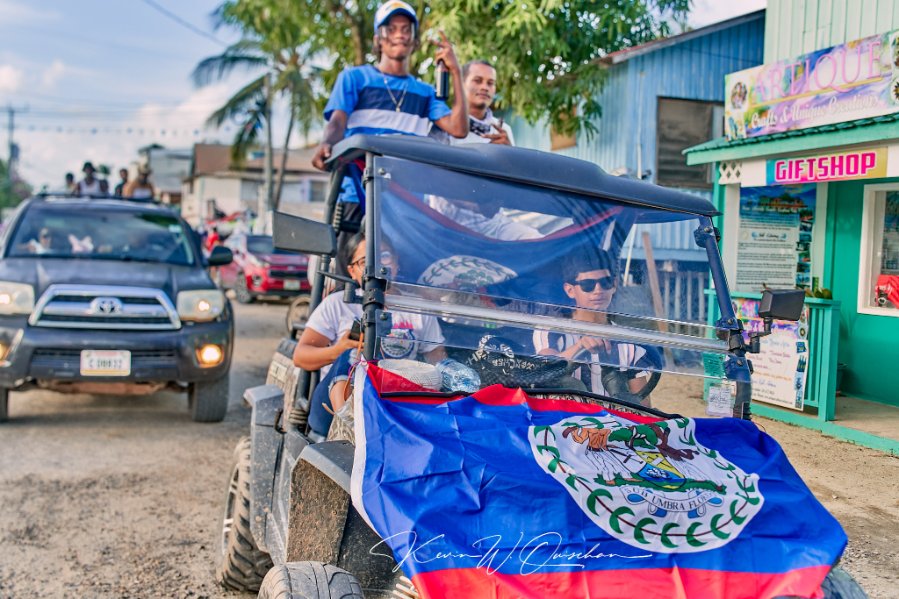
[725,29,899,140]
[766,148,887,184]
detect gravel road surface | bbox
[0,302,896,598]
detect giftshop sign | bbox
[725,29,899,140]
[766,148,887,184]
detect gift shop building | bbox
[686,0,899,452]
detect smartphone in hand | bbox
[348,318,363,341]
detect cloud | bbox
[690,0,767,28]
[0,64,23,93]
[41,60,68,88]
[0,0,61,22]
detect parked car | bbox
[217,233,310,304]
[0,194,234,423]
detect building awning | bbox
[685,113,899,166]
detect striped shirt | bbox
[325,65,451,203]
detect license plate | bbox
[80,350,131,376]
[284,279,301,290]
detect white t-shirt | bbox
[305,291,445,375]
[450,117,515,146]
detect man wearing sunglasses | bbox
[533,252,658,403]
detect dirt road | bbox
[1,303,897,598]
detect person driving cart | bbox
[293,232,446,438]
[533,251,661,405]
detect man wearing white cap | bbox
[311,0,469,198]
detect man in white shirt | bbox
[431,60,515,146]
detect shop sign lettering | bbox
[766,148,887,184]
[725,29,899,140]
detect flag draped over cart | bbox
[350,362,846,599]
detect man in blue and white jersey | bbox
[311,0,469,199]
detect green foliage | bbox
[0,160,31,210]
[211,0,690,137]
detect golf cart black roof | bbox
[328,134,719,216]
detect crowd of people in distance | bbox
[64,161,155,199]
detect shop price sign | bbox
[766,148,887,184]
[725,29,899,140]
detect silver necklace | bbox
[382,74,409,112]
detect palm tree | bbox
[192,35,320,209]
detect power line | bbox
[138,0,228,48]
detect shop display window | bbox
[860,186,899,315]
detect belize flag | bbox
[350,363,847,599]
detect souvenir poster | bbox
[734,297,810,410]
[735,184,815,291]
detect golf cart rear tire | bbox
[0,387,8,422]
[235,273,255,304]
[285,294,310,335]
[217,436,273,592]
[258,562,364,599]
[189,376,229,422]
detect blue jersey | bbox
[324,65,451,203]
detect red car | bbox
[217,233,310,303]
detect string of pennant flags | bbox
[20,124,236,136]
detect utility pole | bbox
[4,104,27,202]
[258,73,275,234]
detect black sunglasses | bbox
[570,276,616,292]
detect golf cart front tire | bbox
[0,387,8,422]
[218,436,273,592]
[258,562,364,599]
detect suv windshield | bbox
[7,204,196,266]
[245,235,294,256]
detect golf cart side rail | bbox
[327,135,719,216]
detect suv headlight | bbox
[177,290,225,322]
[0,282,34,315]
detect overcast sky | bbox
[0,0,766,189]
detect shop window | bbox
[310,179,327,203]
[859,186,899,316]
[656,98,722,189]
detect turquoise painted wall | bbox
[765,0,899,62]
[825,179,899,406]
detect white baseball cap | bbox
[374,1,418,31]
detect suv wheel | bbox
[189,376,229,422]
[0,388,8,422]
[258,562,363,599]
[235,273,255,304]
[218,436,272,592]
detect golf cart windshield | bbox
[368,156,733,392]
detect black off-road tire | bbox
[0,387,8,422]
[258,562,364,599]
[820,567,867,599]
[217,436,273,592]
[189,376,229,422]
[235,273,255,304]
[285,295,310,335]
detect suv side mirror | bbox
[273,211,336,256]
[208,245,233,266]
[747,289,806,353]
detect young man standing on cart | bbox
[311,0,469,178]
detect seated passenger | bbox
[294,232,446,438]
[533,252,658,405]
[26,227,55,254]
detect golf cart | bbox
[217,135,864,598]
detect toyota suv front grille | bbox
[29,285,181,330]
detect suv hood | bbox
[0,258,213,300]
[255,253,308,267]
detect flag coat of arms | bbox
[350,363,846,599]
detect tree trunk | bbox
[260,73,274,232]
[274,107,295,206]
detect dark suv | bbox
[0,195,235,422]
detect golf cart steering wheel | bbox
[599,366,662,403]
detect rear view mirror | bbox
[747,289,806,353]
[273,211,336,256]
[759,289,805,322]
[207,245,233,266]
